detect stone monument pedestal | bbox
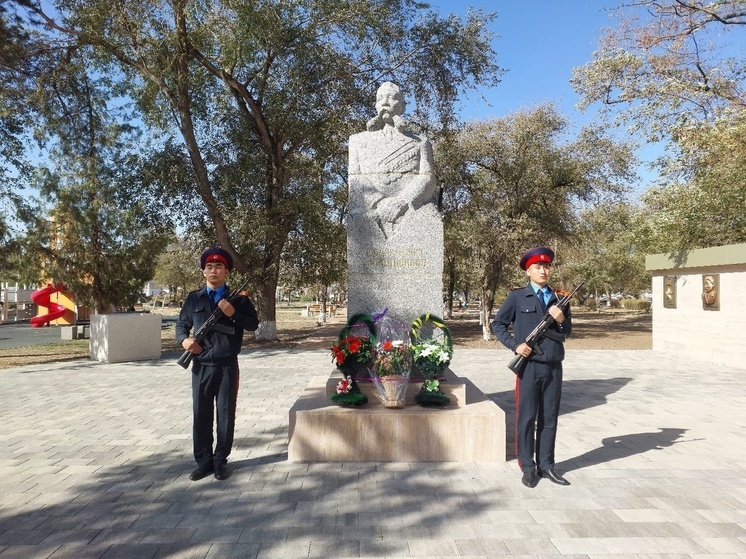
[288,369,506,462]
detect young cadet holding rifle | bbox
[491,247,573,489]
[176,247,259,481]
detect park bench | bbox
[307,304,336,318]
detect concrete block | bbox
[61,326,77,340]
[89,313,161,363]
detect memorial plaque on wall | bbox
[701,274,719,311]
[663,276,677,309]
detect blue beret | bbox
[200,247,233,271]
[519,247,554,270]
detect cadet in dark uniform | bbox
[176,247,259,481]
[491,247,572,488]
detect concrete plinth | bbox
[288,370,505,462]
[61,326,78,340]
[89,313,161,363]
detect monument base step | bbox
[288,370,506,462]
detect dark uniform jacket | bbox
[491,284,572,363]
[175,286,259,365]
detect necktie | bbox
[538,288,549,312]
[209,290,220,310]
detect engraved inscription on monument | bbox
[363,249,428,273]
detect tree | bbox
[646,116,746,248]
[153,241,204,304]
[279,155,348,323]
[442,105,636,339]
[571,1,746,250]
[571,0,746,142]
[561,203,651,303]
[0,1,39,276]
[11,0,501,339]
[23,52,172,312]
[0,1,31,185]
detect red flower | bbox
[330,334,374,368]
[382,340,393,351]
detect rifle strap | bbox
[543,330,565,343]
[211,323,236,336]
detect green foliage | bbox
[8,0,500,335]
[437,105,636,331]
[571,0,746,142]
[640,116,746,250]
[559,203,651,300]
[571,1,746,252]
[153,241,205,301]
[23,53,173,312]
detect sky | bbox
[427,0,662,186]
[432,0,617,121]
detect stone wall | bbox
[646,243,746,368]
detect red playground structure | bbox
[30,284,68,327]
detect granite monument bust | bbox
[347,82,443,324]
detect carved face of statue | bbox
[375,83,405,118]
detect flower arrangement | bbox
[410,314,453,407]
[329,313,376,407]
[411,339,452,378]
[369,338,412,408]
[373,340,410,377]
[330,334,374,369]
[329,375,368,406]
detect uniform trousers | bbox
[191,359,239,469]
[515,360,563,473]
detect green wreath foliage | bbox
[330,313,377,375]
[330,391,369,407]
[410,314,453,407]
[410,313,453,380]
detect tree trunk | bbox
[480,284,497,342]
[319,289,328,324]
[253,280,278,341]
[479,291,494,341]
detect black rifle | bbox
[507,280,585,375]
[176,278,251,369]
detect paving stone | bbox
[0,348,744,558]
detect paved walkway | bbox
[1,348,745,558]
